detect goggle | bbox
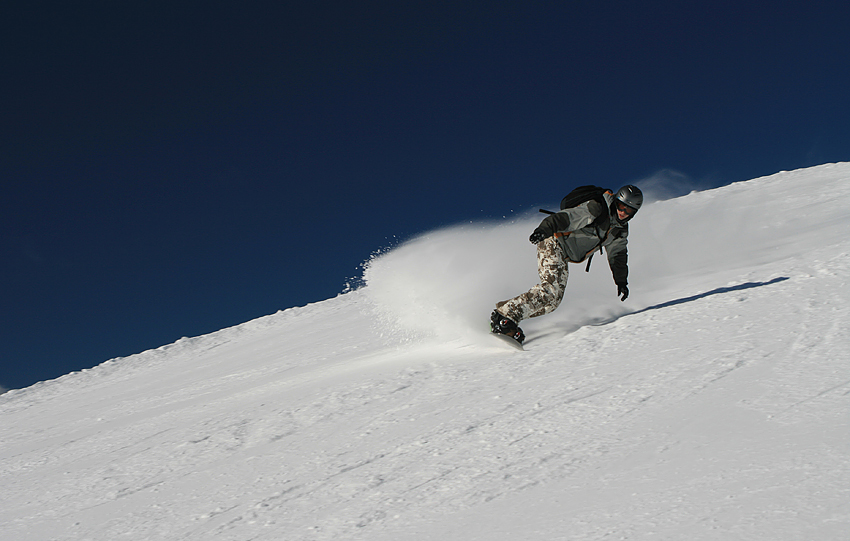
[616,201,637,217]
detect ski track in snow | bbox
[1,163,849,540]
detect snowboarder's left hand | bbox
[529,228,547,244]
[617,283,629,301]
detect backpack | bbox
[559,185,611,211]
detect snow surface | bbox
[2,163,849,540]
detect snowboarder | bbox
[490,185,643,344]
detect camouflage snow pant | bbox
[496,236,568,323]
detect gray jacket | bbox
[535,191,629,285]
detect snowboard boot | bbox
[490,310,526,344]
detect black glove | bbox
[617,283,629,301]
[529,228,548,244]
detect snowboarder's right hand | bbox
[529,229,548,244]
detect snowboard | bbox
[491,332,525,351]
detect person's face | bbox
[616,201,637,221]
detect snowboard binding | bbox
[490,311,526,344]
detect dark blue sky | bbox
[2,1,849,391]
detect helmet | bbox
[612,185,643,222]
[615,185,643,210]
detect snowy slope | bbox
[1,163,849,541]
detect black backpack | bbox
[559,185,611,211]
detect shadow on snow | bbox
[627,276,790,317]
[527,277,790,345]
